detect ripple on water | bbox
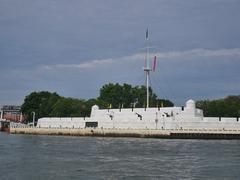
[1,134,240,180]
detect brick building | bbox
[0,105,26,123]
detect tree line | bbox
[196,95,240,117]
[21,83,173,122]
[21,83,240,122]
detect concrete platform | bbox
[10,127,240,139]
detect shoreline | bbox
[10,127,240,139]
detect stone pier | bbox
[10,127,240,139]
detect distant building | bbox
[0,105,26,122]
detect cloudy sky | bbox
[0,0,240,106]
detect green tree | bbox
[98,83,174,108]
[21,91,61,122]
[196,95,240,117]
[21,84,174,122]
[50,97,86,117]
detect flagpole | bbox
[144,29,150,108]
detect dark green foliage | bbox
[50,97,86,117]
[98,83,174,108]
[21,91,61,122]
[21,91,92,122]
[21,83,174,122]
[196,95,240,117]
[21,87,240,122]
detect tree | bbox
[81,98,108,116]
[50,97,86,117]
[98,83,174,108]
[21,84,174,122]
[21,91,61,122]
[196,95,240,117]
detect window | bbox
[85,122,98,128]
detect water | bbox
[1,132,240,180]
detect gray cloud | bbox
[0,0,240,105]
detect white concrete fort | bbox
[37,31,239,131]
[37,99,240,130]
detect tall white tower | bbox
[143,29,151,108]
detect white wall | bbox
[37,117,88,128]
[37,101,239,130]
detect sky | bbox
[0,0,240,106]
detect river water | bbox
[1,132,240,180]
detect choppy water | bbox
[1,132,240,180]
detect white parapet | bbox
[36,99,240,130]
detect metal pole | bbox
[155,112,158,130]
[146,70,149,108]
[0,110,3,119]
[20,112,23,122]
[144,29,150,108]
[32,111,35,127]
[162,114,165,130]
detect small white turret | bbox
[90,105,99,118]
[186,99,196,109]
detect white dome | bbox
[186,99,195,109]
[92,105,99,110]
[90,105,99,118]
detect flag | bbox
[152,56,157,71]
[146,28,148,39]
